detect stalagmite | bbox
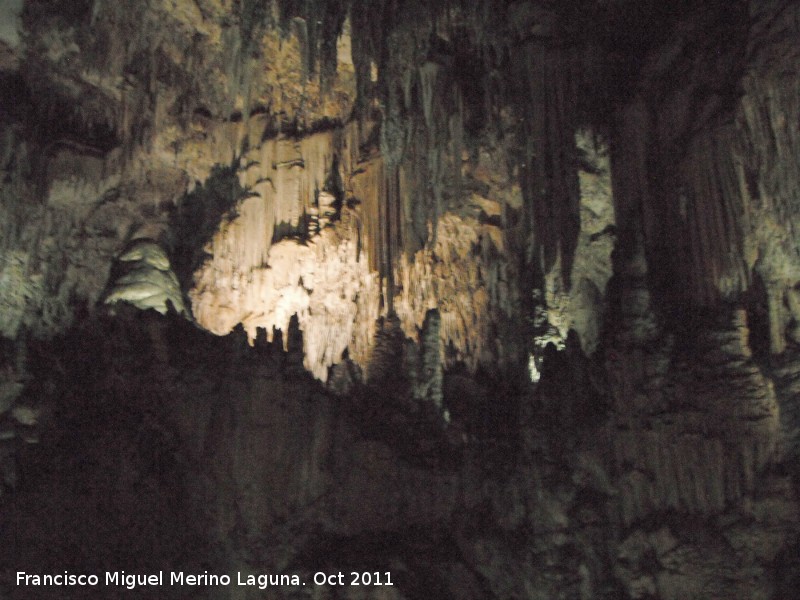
[414,309,443,409]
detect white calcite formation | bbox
[4,1,800,598]
[190,122,521,383]
[393,206,517,372]
[537,131,615,358]
[192,209,380,381]
[104,240,188,316]
[190,127,380,380]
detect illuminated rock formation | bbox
[104,240,188,316]
[2,1,800,599]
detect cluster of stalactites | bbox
[679,129,752,305]
[514,43,583,290]
[635,59,800,360]
[606,1,800,354]
[60,0,588,301]
[349,0,587,300]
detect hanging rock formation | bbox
[104,239,188,316]
[2,1,800,599]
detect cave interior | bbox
[2,0,800,598]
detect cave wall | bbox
[0,0,596,379]
[2,0,800,599]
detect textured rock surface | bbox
[104,239,188,316]
[1,1,800,599]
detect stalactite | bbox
[516,42,581,289]
[191,123,392,380]
[419,61,439,133]
[534,131,614,357]
[682,130,750,305]
[7,0,593,382]
[383,165,402,313]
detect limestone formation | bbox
[104,240,188,317]
[2,1,800,599]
